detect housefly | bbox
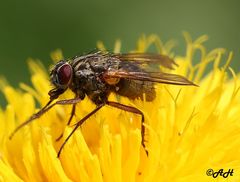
[9,50,196,157]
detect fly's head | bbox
[49,60,73,99]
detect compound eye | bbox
[56,63,72,86]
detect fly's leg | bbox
[106,101,147,155]
[57,104,104,157]
[55,104,76,141]
[9,98,81,140]
[67,104,76,125]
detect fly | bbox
[9,50,196,157]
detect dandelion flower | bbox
[0,33,240,182]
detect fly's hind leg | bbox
[106,101,148,155]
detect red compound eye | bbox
[56,63,72,86]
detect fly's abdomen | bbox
[114,79,156,101]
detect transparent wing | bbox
[115,53,178,70]
[104,69,195,86]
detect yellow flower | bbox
[0,33,240,182]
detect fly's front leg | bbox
[106,101,148,155]
[9,97,82,140]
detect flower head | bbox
[0,33,240,181]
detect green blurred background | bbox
[0,0,239,106]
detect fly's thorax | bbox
[72,53,121,85]
[70,58,109,103]
[72,70,109,105]
[70,52,123,104]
